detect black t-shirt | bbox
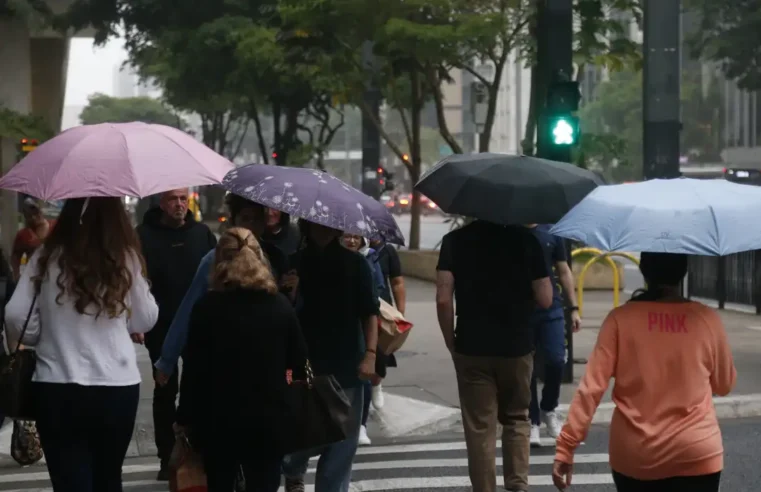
[289,240,380,388]
[436,221,549,357]
[375,245,402,304]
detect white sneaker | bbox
[358,425,371,446]
[371,384,385,409]
[530,425,542,448]
[542,410,562,439]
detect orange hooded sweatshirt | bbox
[555,300,736,480]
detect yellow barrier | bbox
[576,251,641,316]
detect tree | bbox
[684,0,761,90]
[577,66,724,181]
[59,1,345,168]
[78,93,186,128]
[279,0,468,248]
[441,0,534,152]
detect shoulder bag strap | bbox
[11,295,37,355]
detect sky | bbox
[64,37,127,107]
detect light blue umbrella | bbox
[550,178,761,255]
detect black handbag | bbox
[279,360,353,455]
[0,296,38,420]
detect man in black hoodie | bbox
[136,188,217,480]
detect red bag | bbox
[169,434,207,492]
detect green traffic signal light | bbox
[549,116,579,146]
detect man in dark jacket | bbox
[135,188,216,480]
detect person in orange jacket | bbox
[552,252,736,492]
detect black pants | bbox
[204,452,282,492]
[146,331,179,465]
[35,382,140,492]
[612,470,721,492]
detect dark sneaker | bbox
[285,477,305,492]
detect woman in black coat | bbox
[176,227,308,491]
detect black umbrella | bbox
[414,153,605,225]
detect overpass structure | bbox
[0,1,93,252]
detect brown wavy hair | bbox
[210,227,277,293]
[33,197,145,318]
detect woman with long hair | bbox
[4,197,158,492]
[552,252,736,492]
[175,227,308,491]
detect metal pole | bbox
[361,41,382,200]
[536,0,573,164]
[536,0,575,384]
[642,0,681,179]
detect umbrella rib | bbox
[47,128,109,200]
[120,129,140,198]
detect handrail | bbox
[575,251,640,316]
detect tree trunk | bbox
[408,69,423,250]
[478,53,508,153]
[250,100,269,164]
[426,65,463,154]
[522,62,540,155]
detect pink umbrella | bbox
[0,122,234,200]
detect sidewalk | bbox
[373,278,761,436]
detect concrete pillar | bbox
[30,37,70,132]
[0,20,32,255]
[0,20,32,113]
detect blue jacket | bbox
[154,250,214,376]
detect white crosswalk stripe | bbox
[0,437,614,491]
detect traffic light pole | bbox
[536,0,575,384]
[642,0,681,180]
[361,41,382,200]
[536,0,573,165]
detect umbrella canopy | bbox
[550,178,761,255]
[222,164,405,245]
[0,122,234,200]
[415,153,604,225]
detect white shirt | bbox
[5,248,158,386]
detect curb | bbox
[415,394,761,435]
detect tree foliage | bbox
[0,107,54,141]
[684,0,761,90]
[578,66,724,181]
[79,93,186,128]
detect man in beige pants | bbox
[436,221,552,492]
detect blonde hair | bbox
[209,227,277,294]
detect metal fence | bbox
[688,251,761,313]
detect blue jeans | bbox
[282,386,363,492]
[361,382,372,426]
[530,317,566,426]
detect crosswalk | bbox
[0,437,615,491]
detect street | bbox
[0,418,759,491]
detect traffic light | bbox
[377,166,395,192]
[548,115,579,146]
[542,80,581,148]
[17,138,39,161]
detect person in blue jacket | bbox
[153,194,288,384]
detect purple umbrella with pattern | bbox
[222,164,405,245]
